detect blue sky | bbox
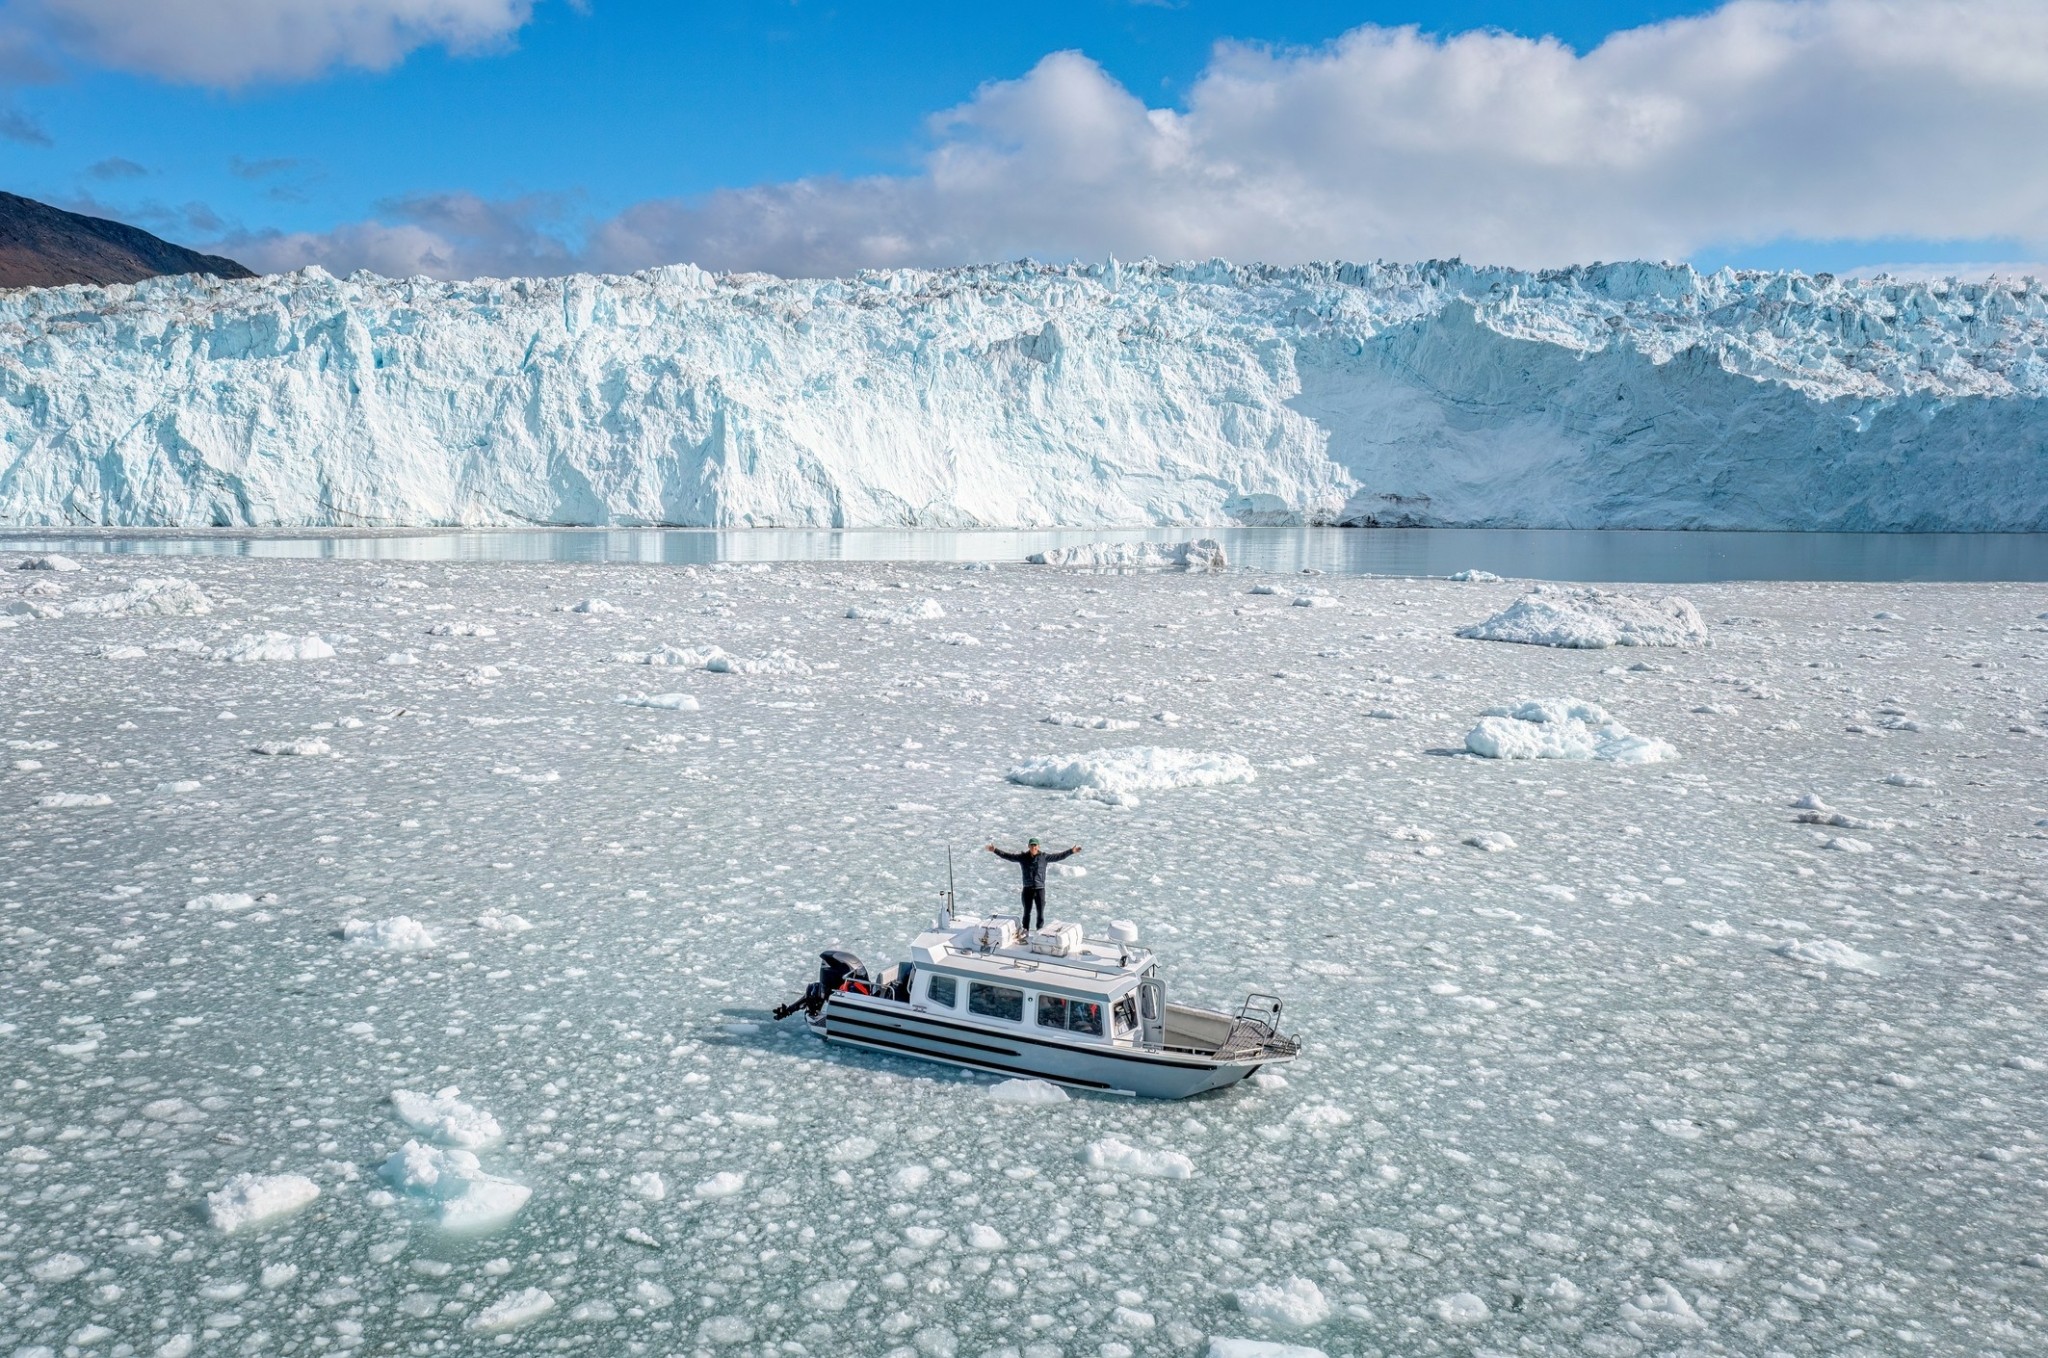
[1,0,2041,279]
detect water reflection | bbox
[1,526,2044,582]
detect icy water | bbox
[3,553,2046,1358]
[3,527,2047,582]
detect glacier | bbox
[1,257,2045,529]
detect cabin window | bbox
[1139,984,1160,1022]
[1113,996,1138,1035]
[968,982,1024,1022]
[925,974,957,1009]
[1034,995,1102,1035]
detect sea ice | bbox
[390,1087,502,1149]
[1006,746,1256,805]
[250,737,332,757]
[62,577,210,618]
[18,554,81,572]
[466,1288,554,1333]
[1236,1277,1331,1328]
[1458,587,1706,648]
[380,1141,530,1231]
[1449,569,1503,582]
[1208,1343,1328,1358]
[616,693,700,710]
[341,916,436,951]
[1465,699,1678,764]
[36,792,113,808]
[212,632,335,663]
[204,1173,320,1234]
[1027,539,1227,569]
[987,1078,1070,1106]
[1083,1137,1194,1179]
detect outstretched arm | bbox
[1044,847,1080,863]
[988,845,1025,862]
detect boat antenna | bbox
[943,848,956,923]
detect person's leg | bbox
[1027,888,1046,930]
[1019,887,1033,931]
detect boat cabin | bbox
[888,914,1166,1049]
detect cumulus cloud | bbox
[217,191,577,279]
[9,0,539,86]
[222,0,2048,279]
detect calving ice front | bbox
[3,259,2046,529]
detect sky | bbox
[0,0,2044,281]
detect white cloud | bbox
[216,0,2048,278]
[12,0,537,85]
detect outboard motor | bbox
[772,950,868,1021]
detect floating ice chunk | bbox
[694,1171,745,1199]
[466,1288,554,1333]
[19,553,82,572]
[14,758,43,771]
[391,1087,502,1149]
[1777,938,1880,973]
[1449,569,1503,582]
[474,908,532,933]
[1691,920,1737,937]
[801,1279,859,1312]
[1248,583,1280,595]
[1043,713,1140,731]
[561,598,619,614]
[1292,594,1340,609]
[251,737,331,756]
[341,916,435,951]
[1208,1342,1328,1358]
[1007,746,1255,806]
[626,1171,666,1200]
[966,1223,1005,1251]
[97,644,148,659]
[1431,1292,1492,1325]
[988,1078,1070,1106]
[37,792,113,808]
[29,1252,89,1282]
[846,598,946,622]
[383,650,420,666]
[64,577,211,618]
[1790,792,1830,810]
[615,643,808,675]
[1236,1277,1330,1328]
[1083,1137,1193,1179]
[826,1136,877,1162]
[1821,835,1874,853]
[158,779,203,794]
[1027,538,1226,569]
[616,693,699,711]
[1461,831,1516,852]
[1883,772,1933,787]
[1620,1280,1706,1332]
[425,621,496,637]
[1465,699,1677,764]
[260,1263,298,1288]
[213,632,335,663]
[1458,587,1705,648]
[185,892,259,913]
[380,1141,530,1231]
[205,1172,320,1233]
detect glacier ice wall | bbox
[1,258,2044,529]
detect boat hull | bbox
[815,994,1271,1099]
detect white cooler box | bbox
[1029,922,1083,957]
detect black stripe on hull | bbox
[826,999,1222,1072]
[823,1025,1117,1091]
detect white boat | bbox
[772,899,1299,1099]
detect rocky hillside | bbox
[0,191,254,290]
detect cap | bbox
[1027,837,1040,846]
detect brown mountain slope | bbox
[0,190,256,289]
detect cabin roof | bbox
[910,915,1152,1000]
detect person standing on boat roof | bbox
[987,838,1080,932]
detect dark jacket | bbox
[994,846,1074,888]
